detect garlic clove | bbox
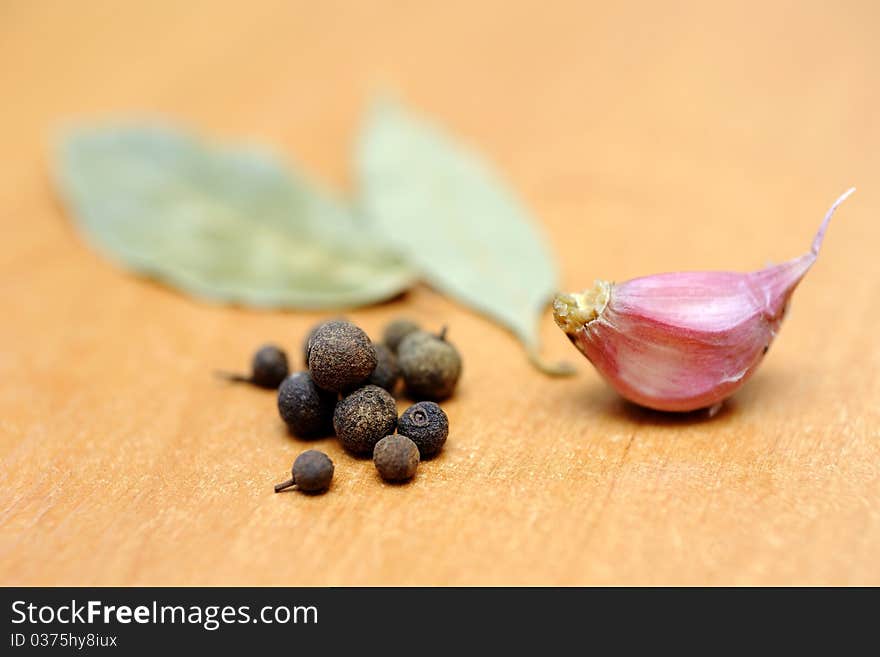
[554,189,854,412]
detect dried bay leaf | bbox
[55,124,416,308]
[356,100,573,375]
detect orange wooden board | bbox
[1,1,878,585]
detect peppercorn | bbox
[368,344,401,393]
[277,372,336,437]
[216,344,289,389]
[397,327,462,400]
[333,384,397,455]
[302,322,323,366]
[274,450,334,493]
[307,320,377,392]
[383,318,420,353]
[373,434,420,481]
[398,401,449,458]
[302,317,347,366]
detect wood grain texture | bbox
[1,0,878,586]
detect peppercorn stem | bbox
[437,326,448,341]
[274,478,296,493]
[214,370,252,384]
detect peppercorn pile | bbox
[221,318,461,493]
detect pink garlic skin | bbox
[554,189,854,412]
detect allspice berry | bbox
[373,434,420,482]
[368,344,401,393]
[277,372,336,437]
[398,328,462,401]
[217,344,289,389]
[398,401,449,458]
[274,450,334,493]
[333,385,397,455]
[302,322,324,366]
[383,318,420,353]
[308,320,377,393]
[302,317,346,366]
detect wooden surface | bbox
[1,1,878,586]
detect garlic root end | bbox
[552,280,611,334]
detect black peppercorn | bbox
[398,401,449,458]
[397,327,462,400]
[308,320,377,393]
[368,344,401,392]
[277,372,336,437]
[383,318,420,353]
[373,434,420,481]
[274,450,334,493]
[333,384,397,455]
[216,344,289,389]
